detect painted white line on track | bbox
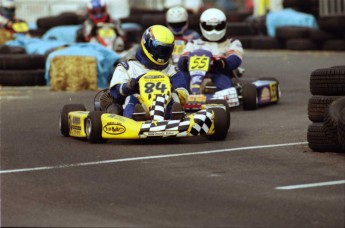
[0,141,307,174]
[276,180,345,190]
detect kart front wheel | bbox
[207,108,228,140]
[242,84,258,110]
[59,104,86,137]
[206,99,230,130]
[85,111,107,144]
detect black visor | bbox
[201,21,226,31]
[144,37,174,63]
[168,21,187,29]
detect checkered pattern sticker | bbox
[190,110,213,136]
[139,109,213,138]
[150,95,167,121]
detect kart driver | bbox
[76,0,125,52]
[177,8,244,91]
[103,25,189,120]
[166,6,200,42]
[0,0,26,33]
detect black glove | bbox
[177,56,189,71]
[126,78,139,93]
[213,58,227,73]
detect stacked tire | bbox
[0,45,46,86]
[307,65,345,152]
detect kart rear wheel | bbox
[206,99,230,130]
[59,104,86,137]
[242,84,258,110]
[207,108,228,140]
[85,111,107,144]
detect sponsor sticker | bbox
[103,123,126,135]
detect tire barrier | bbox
[307,65,345,153]
[0,47,46,86]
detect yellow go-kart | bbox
[59,71,230,143]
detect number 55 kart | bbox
[184,49,281,111]
[59,71,230,143]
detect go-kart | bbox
[184,49,281,111]
[90,22,124,52]
[59,71,230,143]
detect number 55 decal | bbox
[189,55,210,71]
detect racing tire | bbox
[206,99,231,130]
[310,66,345,96]
[308,95,342,122]
[323,97,345,145]
[207,108,228,141]
[307,123,342,152]
[242,83,258,110]
[0,54,46,70]
[0,69,46,86]
[85,111,107,144]
[337,108,345,150]
[59,104,86,137]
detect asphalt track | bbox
[1,50,345,227]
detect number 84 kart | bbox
[59,71,230,143]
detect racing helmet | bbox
[87,0,108,23]
[141,25,175,66]
[0,0,15,20]
[200,8,227,42]
[166,6,188,35]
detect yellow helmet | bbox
[141,25,175,66]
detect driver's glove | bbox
[213,58,227,73]
[177,56,189,71]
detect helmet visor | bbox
[1,7,15,19]
[168,21,187,29]
[143,38,174,64]
[89,6,106,19]
[201,21,226,31]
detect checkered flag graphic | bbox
[190,110,213,136]
[150,95,167,121]
[138,109,213,138]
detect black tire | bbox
[251,36,284,49]
[0,54,45,70]
[226,22,257,37]
[8,46,26,54]
[36,13,81,30]
[0,45,11,54]
[308,95,342,122]
[323,97,345,145]
[59,104,86,137]
[0,69,46,86]
[206,99,231,130]
[242,83,258,110]
[276,26,310,40]
[85,111,107,144]
[286,38,320,51]
[307,123,342,152]
[323,39,345,51]
[310,66,345,96]
[337,108,345,150]
[207,108,228,140]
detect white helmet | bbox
[166,6,188,35]
[200,8,227,41]
[0,0,15,20]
